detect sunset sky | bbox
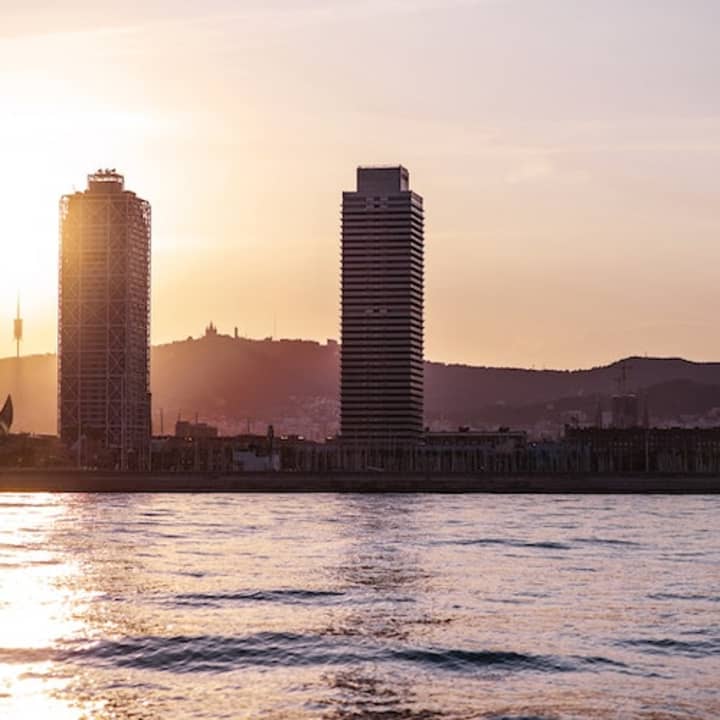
[1,0,719,369]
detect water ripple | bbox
[0,635,635,679]
[174,589,346,606]
[438,539,572,550]
[620,637,720,658]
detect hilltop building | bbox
[340,166,424,445]
[58,170,151,469]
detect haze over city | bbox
[1,0,719,368]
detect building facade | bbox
[341,166,424,445]
[59,170,151,469]
[564,426,720,474]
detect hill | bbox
[3,332,720,437]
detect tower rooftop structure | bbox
[87,169,125,193]
[356,166,410,194]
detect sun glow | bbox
[0,87,161,354]
[0,14,177,357]
[0,107,144,276]
[0,495,99,720]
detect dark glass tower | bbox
[341,166,424,445]
[59,170,152,469]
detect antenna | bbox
[13,293,23,360]
[616,360,632,395]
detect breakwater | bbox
[1,470,719,493]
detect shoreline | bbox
[1,471,720,493]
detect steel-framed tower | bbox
[340,166,424,446]
[59,170,151,469]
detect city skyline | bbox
[1,1,720,369]
[1,6,718,720]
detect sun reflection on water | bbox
[0,494,96,720]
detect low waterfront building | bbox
[175,419,219,439]
[151,433,279,472]
[0,433,73,468]
[565,426,720,473]
[277,428,529,473]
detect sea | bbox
[0,493,718,719]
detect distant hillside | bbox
[459,379,720,430]
[3,333,720,436]
[151,335,340,437]
[425,357,720,414]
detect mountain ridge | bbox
[3,335,720,436]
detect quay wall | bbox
[1,471,720,493]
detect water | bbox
[0,494,719,719]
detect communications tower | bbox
[13,294,22,359]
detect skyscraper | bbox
[341,166,424,445]
[59,170,151,469]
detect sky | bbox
[0,0,719,369]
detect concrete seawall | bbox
[1,471,720,493]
